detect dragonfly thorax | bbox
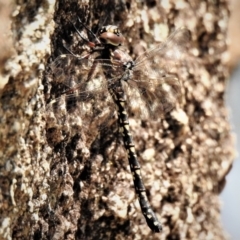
[108,48,134,81]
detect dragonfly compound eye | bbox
[98,25,125,46]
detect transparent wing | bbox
[44,54,118,142]
[135,28,190,66]
[123,28,190,119]
[123,71,181,119]
[47,54,124,92]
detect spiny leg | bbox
[111,88,162,232]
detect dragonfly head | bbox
[98,25,125,47]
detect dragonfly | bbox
[46,19,190,232]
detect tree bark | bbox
[0,0,234,239]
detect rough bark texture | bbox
[0,0,235,240]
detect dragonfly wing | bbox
[45,54,117,142]
[123,66,182,120]
[123,28,189,119]
[135,28,190,74]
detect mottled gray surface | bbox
[221,63,240,240]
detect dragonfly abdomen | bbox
[110,85,162,232]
